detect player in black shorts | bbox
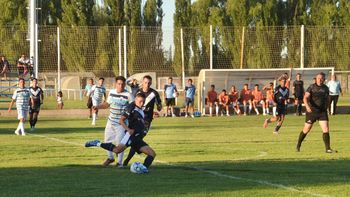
[292,73,304,116]
[123,75,162,166]
[85,93,156,173]
[296,72,336,153]
[263,76,289,134]
[29,78,44,131]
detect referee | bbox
[296,72,336,153]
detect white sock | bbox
[249,105,252,113]
[209,107,212,115]
[16,123,21,131]
[244,105,247,114]
[107,151,114,160]
[273,107,276,116]
[255,108,259,114]
[92,113,96,124]
[262,108,266,114]
[19,122,25,133]
[118,152,124,164]
[266,107,270,114]
[215,106,219,115]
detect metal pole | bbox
[57,27,61,91]
[29,0,36,65]
[35,23,39,78]
[210,25,213,70]
[181,28,185,90]
[118,28,122,76]
[240,27,245,69]
[300,25,305,69]
[123,25,127,78]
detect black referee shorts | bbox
[305,111,328,124]
[127,135,148,154]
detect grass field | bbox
[0,115,350,196]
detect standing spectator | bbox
[184,79,196,118]
[251,84,266,115]
[127,78,139,97]
[83,78,94,119]
[164,77,178,117]
[327,74,343,115]
[57,91,64,109]
[0,56,10,79]
[293,73,305,116]
[228,86,241,115]
[207,84,218,116]
[8,78,30,136]
[17,54,30,78]
[240,84,252,115]
[218,89,230,116]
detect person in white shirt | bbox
[327,74,342,115]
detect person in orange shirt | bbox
[240,84,252,115]
[251,84,266,115]
[263,82,275,116]
[218,89,230,116]
[207,84,218,116]
[228,85,241,115]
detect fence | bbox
[1,25,350,92]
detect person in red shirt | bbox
[240,84,252,115]
[218,89,230,116]
[263,82,276,116]
[207,84,218,116]
[228,85,241,115]
[251,84,266,115]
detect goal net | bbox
[197,67,334,114]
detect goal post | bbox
[197,67,334,115]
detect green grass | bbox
[0,115,350,196]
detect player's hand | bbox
[8,108,11,112]
[306,106,312,113]
[157,105,162,111]
[127,129,135,135]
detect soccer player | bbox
[240,84,252,115]
[263,76,289,134]
[8,78,30,136]
[228,85,240,115]
[93,76,134,167]
[123,75,162,166]
[164,77,178,117]
[293,73,305,116]
[207,84,218,116]
[83,78,94,119]
[251,84,266,115]
[89,77,106,126]
[327,74,342,115]
[218,89,230,116]
[296,73,336,153]
[184,78,196,118]
[85,93,156,173]
[263,82,275,116]
[127,78,139,97]
[29,78,44,131]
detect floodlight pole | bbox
[57,27,61,91]
[29,0,37,77]
[123,25,127,78]
[118,28,122,76]
[210,25,213,70]
[300,25,305,69]
[181,28,185,89]
[240,27,245,69]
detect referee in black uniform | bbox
[296,72,336,153]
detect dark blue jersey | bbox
[274,85,289,106]
[306,84,329,112]
[122,102,146,137]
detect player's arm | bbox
[303,92,312,112]
[119,115,134,135]
[155,92,162,111]
[41,89,44,104]
[8,100,15,112]
[30,96,35,108]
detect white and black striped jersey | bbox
[29,87,43,106]
[136,88,161,122]
[107,89,134,125]
[90,85,106,102]
[12,88,30,110]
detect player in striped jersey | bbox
[89,77,106,126]
[8,78,30,136]
[93,76,134,167]
[29,78,44,131]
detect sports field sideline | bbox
[0,115,349,196]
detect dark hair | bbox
[296,73,301,76]
[188,78,193,83]
[31,78,37,82]
[255,84,259,87]
[89,78,93,81]
[244,83,248,86]
[19,78,25,82]
[115,76,126,83]
[58,91,63,96]
[99,77,105,81]
[135,92,146,99]
[168,77,173,80]
[318,72,326,78]
[143,75,152,81]
[211,84,215,88]
[222,89,226,92]
[269,82,273,85]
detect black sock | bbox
[123,148,136,166]
[275,125,281,132]
[143,155,154,168]
[297,131,307,149]
[33,118,38,127]
[294,105,297,113]
[323,133,331,150]
[297,104,302,115]
[29,120,33,127]
[100,143,116,152]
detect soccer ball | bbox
[130,162,147,174]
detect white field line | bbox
[28,133,331,197]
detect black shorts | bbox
[305,111,328,124]
[185,97,194,107]
[87,97,93,108]
[276,105,286,116]
[166,98,175,106]
[127,135,148,154]
[29,105,41,113]
[294,94,303,101]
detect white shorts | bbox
[92,98,102,107]
[17,109,28,120]
[104,120,126,145]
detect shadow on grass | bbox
[0,159,349,196]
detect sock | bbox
[117,152,124,165]
[323,133,331,150]
[92,113,96,124]
[297,131,307,149]
[29,119,33,127]
[107,151,114,160]
[124,148,136,166]
[255,108,259,114]
[209,107,212,115]
[266,107,270,114]
[294,105,297,113]
[19,122,25,133]
[215,105,219,115]
[262,108,266,114]
[298,104,302,114]
[249,105,252,113]
[100,143,116,152]
[275,125,281,132]
[16,123,21,131]
[143,155,154,168]
[273,107,276,116]
[243,105,247,114]
[33,117,38,127]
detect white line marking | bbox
[28,133,331,197]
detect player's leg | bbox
[209,102,213,116]
[215,102,219,116]
[139,145,156,168]
[274,114,285,133]
[263,115,278,128]
[242,100,247,115]
[103,122,117,166]
[29,110,34,129]
[318,120,333,152]
[253,100,259,115]
[115,125,126,167]
[294,99,298,114]
[31,111,39,130]
[296,121,313,152]
[333,95,339,115]
[190,100,194,118]
[248,100,253,114]
[185,99,189,117]
[225,104,229,116]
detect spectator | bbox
[207,84,218,116]
[57,91,64,109]
[0,56,10,79]
[184,79,196,118]
[251,84,266,115]
[240,84,252,115]
[218,89,230,116]
[164,77,178,117]
[17,54,30,78]
[327,74,342,115]
[228,85,241,115]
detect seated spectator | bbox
[251,84,266,115]
[218,89,230,116]
[0,56,10,79]
[17,54,30,78]
[240,84,252,115]
[207,84,218,116]
[228,85,241,115]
